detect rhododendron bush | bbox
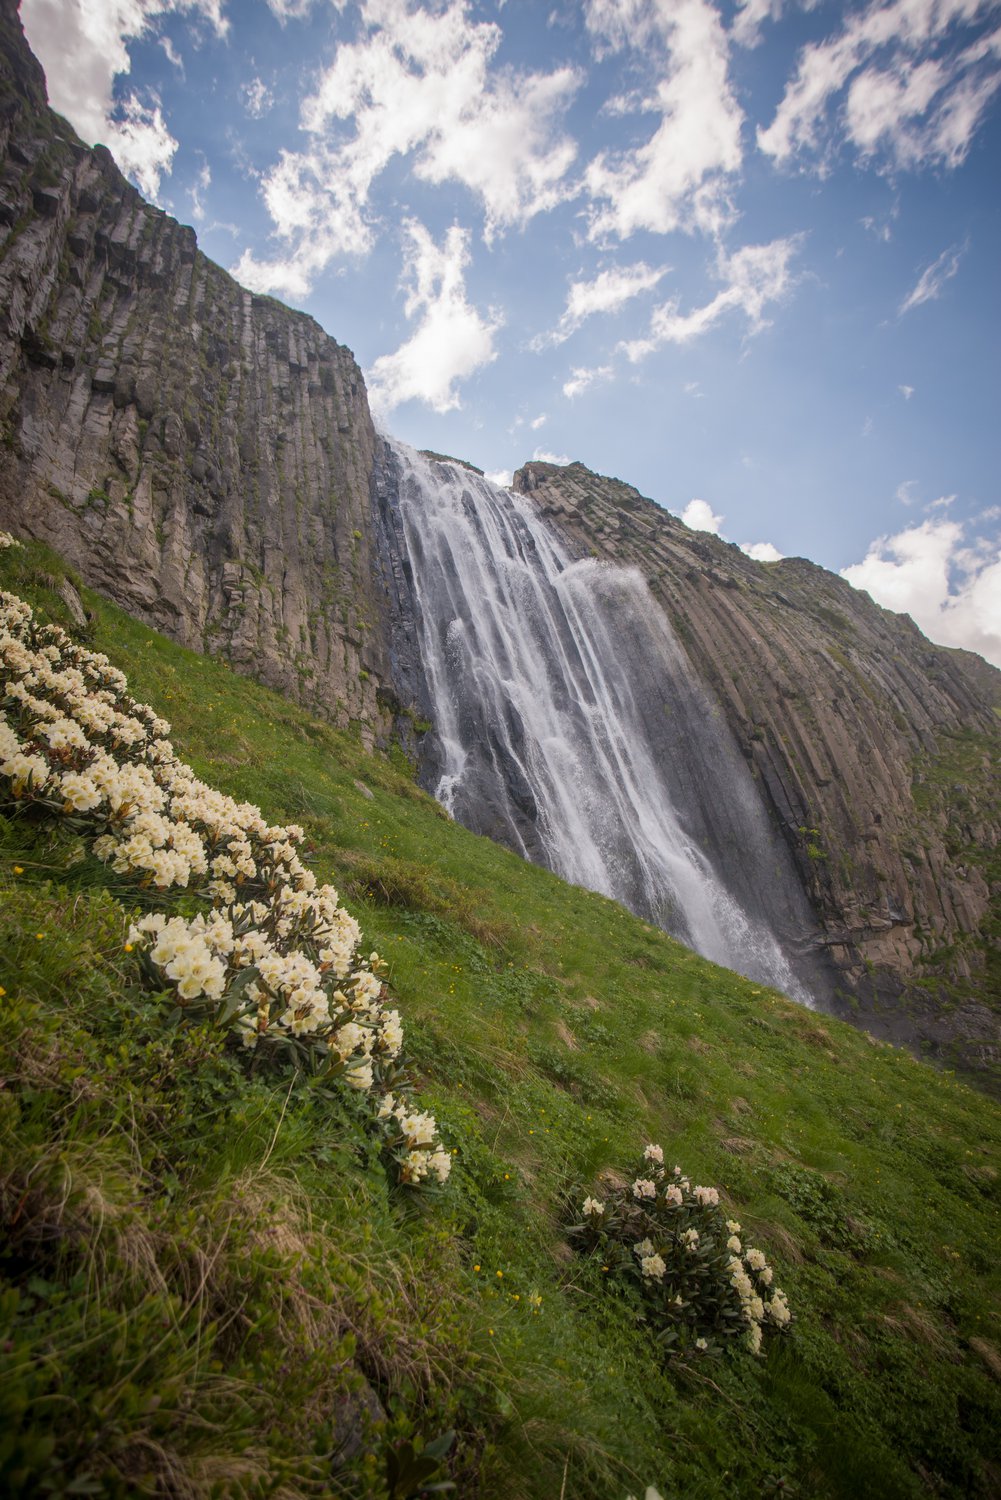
[573,1145,790,1357]
[0,583,449,1187]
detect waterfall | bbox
[381,440,825,1004]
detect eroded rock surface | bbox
[515,461,1001,1084]
[0,0,392,739]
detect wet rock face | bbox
[0,0,392,740]
[514,461,1001,1087]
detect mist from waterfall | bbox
[384,440,822,1003]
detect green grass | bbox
[2,539,1000,1498]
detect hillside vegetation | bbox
[2,539,1000,1499]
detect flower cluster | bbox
[575,1144,791,1357]
[0,532,20,550]
[0,590,450,1187]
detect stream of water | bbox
[386,441,822,1002]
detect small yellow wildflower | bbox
[13,866,23,875]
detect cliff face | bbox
[0,0,393,739]
[1,6,998,1081]
[514,461,1001,1075]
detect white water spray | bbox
[387,442,817,1001]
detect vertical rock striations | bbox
[0,5,997,1084]
[0,0,392,738]
[514,461,1001,1081]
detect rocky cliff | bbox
[1,3,997,1082]
[0,0,393,740]
[515,460,1001,1075]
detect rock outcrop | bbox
[0,0,393,739]
[515,460,1001,1079]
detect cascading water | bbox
[380,439,827,1004]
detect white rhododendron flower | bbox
[643,1143,664,1164]
[0,591,449,1189]
[583,1197,604,1217]
[578,1149,791,1358]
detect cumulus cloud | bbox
[678,497,784,560]
[533,448,572,465]
[741,540,784,561]
[536,261,669,347]
[681,497,724,533]
[899,241,966,314]
[841,516,1001,666]
[758,0,1001,172]
[583,0,743,241]
[236,0,580,297]
[621,235,802,360]
[485,468,513,488]
[366,220,501,415]
[562,363,615,399]
[21,0,226,198]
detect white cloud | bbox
[583,0,743,241]
[529,413,548,430]
[758,0,1001,172]
[238,0,580,297]
[366,220,501,415]
[485,468,513,488]
[21,0,226,200]
[189,157,210,220]
[562,363,614,399]
[266,0,319,19]
[241,77,274,118]
[841,516,1001,666]
[681,497,724,533]
[899,241,966,314]
[106,93,179,199]
[731,0,804,48]
[160,34,183,70]
[621,235,802,359]
[741,539,784,561]
[537,261,669,347]
[899,382,915,398]
[533,448,572,465]
[896,479,918,504]
[677,496,784,560]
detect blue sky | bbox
[20,0,1001,665]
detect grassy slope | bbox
[2,541,1000,1499]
